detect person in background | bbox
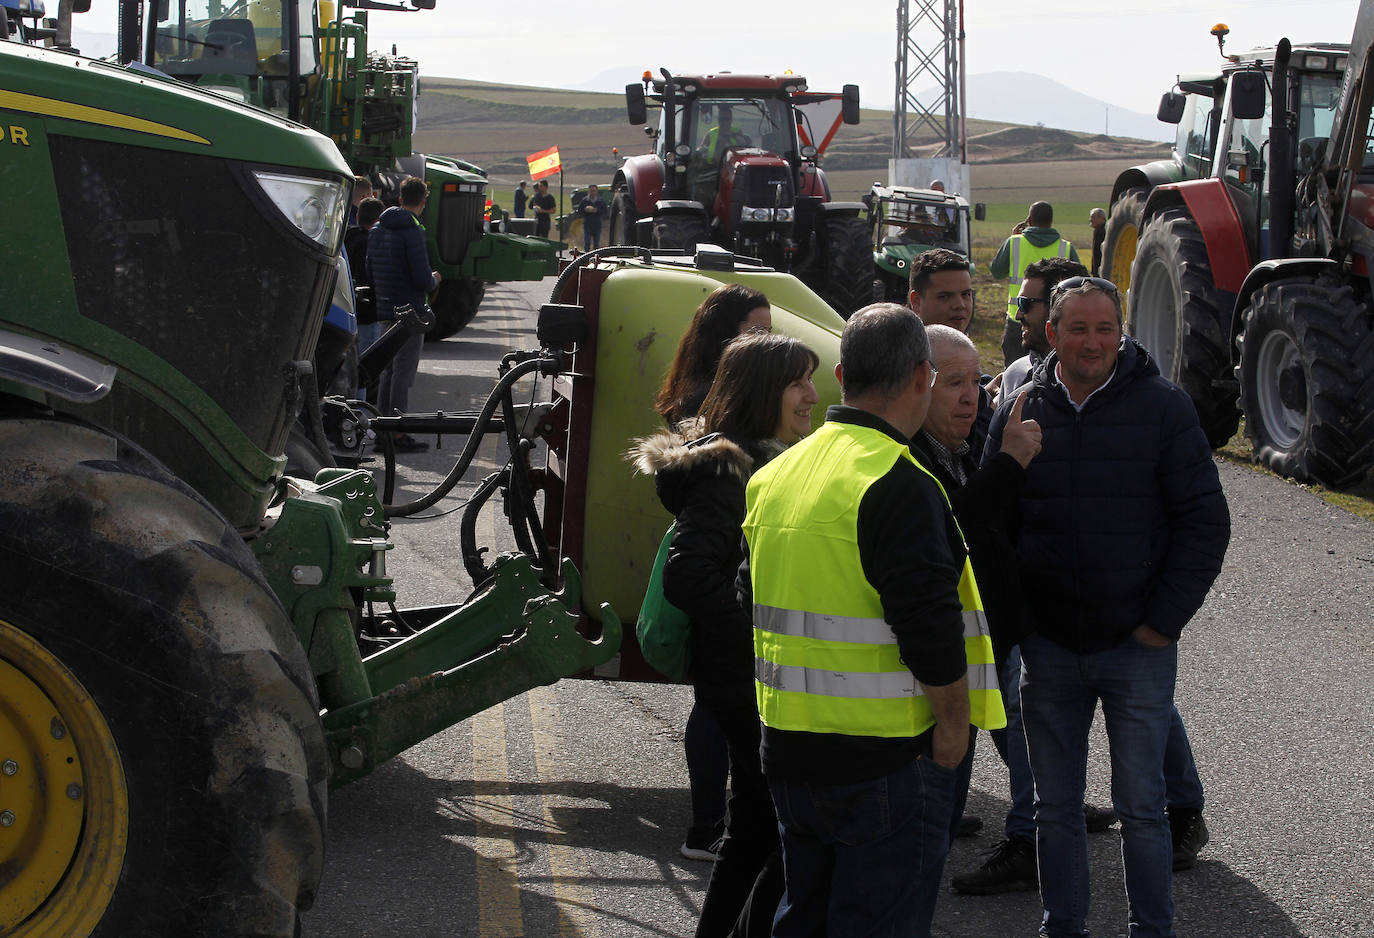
[579,184,608,251]
[531,180,556,238]
[656,284,773,427]
[348,174,372,227]
[989,201,1081,367]
[513,180,528,219]
[653,282,773,864]
[1090,207,1107,277]
[368,175,439,454]
[983,276,1229,938]
[929,179,946,192]
[347,197,386,358]
[745,303,1003,938]
[631,332,820,938]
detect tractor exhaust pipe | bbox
[1268,39,1294,260]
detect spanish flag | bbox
[526,145,562,181]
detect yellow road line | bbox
[471,704,525,937]
[528,684,602,938]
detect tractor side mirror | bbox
[73,0,92,11]
[974,202,987,221]
[842,84,861,125]
[1230,72,1267,120]
[410,0,436,8]
[626,83,647,126]
[1157,92,1186,124]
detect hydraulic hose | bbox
[383,354,547,517]
[547,245,652,305]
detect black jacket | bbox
[983,337,1231,651]
[631,421,780,709]
[910,433,1030,663]
[366,206,435,317]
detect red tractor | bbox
[608,70,873,317]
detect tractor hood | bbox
[1,42,350,174]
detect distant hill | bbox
[922,72,1172,143]
[411,77,1169,181]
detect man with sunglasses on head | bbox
[983,277,1230,938]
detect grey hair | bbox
[925,323,977,362]
[840,303,929,399]
[1048,281,1123,328]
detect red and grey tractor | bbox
[608,70,874,318]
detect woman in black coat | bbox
[632,332,820,938]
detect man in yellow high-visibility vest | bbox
[989,201,1080,367]
[744,303,1005,938]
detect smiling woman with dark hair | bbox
[632,331,820,937]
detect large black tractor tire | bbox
[811,214,875,319]
[1100,186,1148,296]
[608,188,638,246]
[0,416,328,938]
[652,213,709,254]
[426,278,484,342]
[1237,274,1374,488]
[1129,207,1240,448]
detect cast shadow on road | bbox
[305,757,707,937]
[938,789,1307,938]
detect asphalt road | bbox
[301,275,1374,938]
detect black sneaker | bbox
[1170,808,1209,870]
[679,823,723,862]
[1084,801,1118,832]
[951,836,1037,895]
[954,814,984,838]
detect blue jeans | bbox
[767,756,957,938]
[377,330,423,417]
[1020,632,1177,938]
[990,646,1036,841]
[583,223,602,251]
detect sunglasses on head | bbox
[1051,275,1119,297]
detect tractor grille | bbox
[436,182,486,266]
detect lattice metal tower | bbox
[892,0,963,160]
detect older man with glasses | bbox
[983,277,1231,938]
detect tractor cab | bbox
[865,184,977,302]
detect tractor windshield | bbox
[148,0,317,114]
[877,196,965,250]
[682,96,793,159]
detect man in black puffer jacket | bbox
[367,176,439,451]
[983,277,1230,938]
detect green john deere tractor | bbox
[120,0,558,340]
[0,15,616,937]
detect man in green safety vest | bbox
[989,201,1080,367]
[743,303,1005,938]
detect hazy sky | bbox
[74,1,1359,119]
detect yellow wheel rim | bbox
[0,619,126,937]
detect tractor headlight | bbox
[741,206,793,222]
[251,170,348,252]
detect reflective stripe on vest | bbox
[1006,235,1072,319]
[743,420,1006,739]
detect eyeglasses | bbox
[1051,276,1119,297]
[1013,295,1047,315]
[926,362,939,388]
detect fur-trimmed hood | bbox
[629,417,755,481]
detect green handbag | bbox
[636,521,691,680]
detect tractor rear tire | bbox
[812,214,875,319]
[1101,186,1148,297]
[1129,207,1240,448]
[652,213,708,254]
[427,279,484,342]
[608,188,637,246]
[0,416,328,938]
[1237,274,1374,488]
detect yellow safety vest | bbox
[1005,234,1072,319]
[743,420,1006,738]
[703,126,748,161]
